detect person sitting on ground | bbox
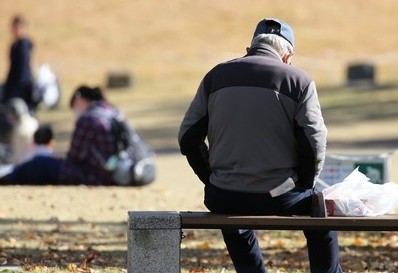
[7,97,39,164]
[2,124,62,185]
[58,85,120,185]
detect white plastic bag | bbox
[35,64,61,109]
[322,167,398,216]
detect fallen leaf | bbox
[67,263,77,272]
[352,237,367,247]
[197,242,210,250]
[189,267,207,273]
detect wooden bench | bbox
[180,211,398,231]
[127,210,398,273]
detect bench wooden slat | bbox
[180,212,398,231]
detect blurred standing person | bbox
[7,97,38,164]
[58,85,118,185]
[2,15,35,111]
[178,18,342,273]
[0,104,13,162]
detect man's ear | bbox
[282,52,295,65]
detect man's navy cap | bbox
[253,18,295,47]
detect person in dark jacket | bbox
[2,15,35,111]
[2,124,62,185]
[178,18,342,273]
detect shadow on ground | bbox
[1,218,397,272]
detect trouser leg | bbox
[304,230,343,273]
[221,228,266,273]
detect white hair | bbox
[251,34,294,57]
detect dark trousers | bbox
[204,183,343,273]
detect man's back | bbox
[209,47,313,192]
[179,44,327,193]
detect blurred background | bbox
[1,0,398,178]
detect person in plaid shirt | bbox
[58,85,118,185]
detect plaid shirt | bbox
[59,101,117,185]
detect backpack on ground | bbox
[109,115,156,186]
[91,113,156,186]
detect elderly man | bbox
[178,18,342,273]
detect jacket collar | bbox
[245,44,282,62]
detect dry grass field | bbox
[1,1,398,272]
[1,0,398,153]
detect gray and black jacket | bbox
[178,44,327,193]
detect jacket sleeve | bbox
[294,81,327,188]
[178,79,211,184]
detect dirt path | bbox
[1,151,396,222]
[0,154,206,222]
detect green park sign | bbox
[319,153,390,186]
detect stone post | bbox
[127,211,181,273]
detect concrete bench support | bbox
[128,211,181,273]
